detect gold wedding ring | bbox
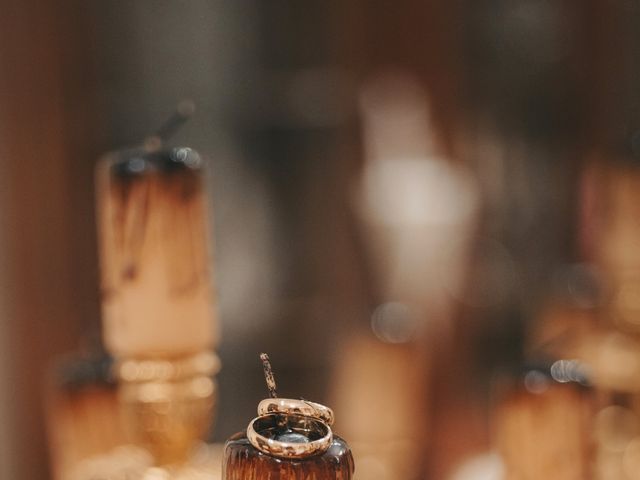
[247,413,333,458]
[257,398,335,426]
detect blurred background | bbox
[3,0,640,479]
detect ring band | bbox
[257,398,335,426]
[247,413,333,458]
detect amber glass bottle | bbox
[223,355,354,480]
[223,429,354,480]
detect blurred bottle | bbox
[45,342,126,480]
[493,361,594,480]
[96,146,217,358]
[577,157,640,480]
[331,70,479,480]
[95,145,220,467]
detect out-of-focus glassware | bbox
[493,361,594,480]
[576,156,640,480]
[95,146,220,470]
[332,70,479,480]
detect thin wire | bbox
[143,99,196,152]
[260,353,278,398]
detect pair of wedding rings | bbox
[246,398,334,458]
